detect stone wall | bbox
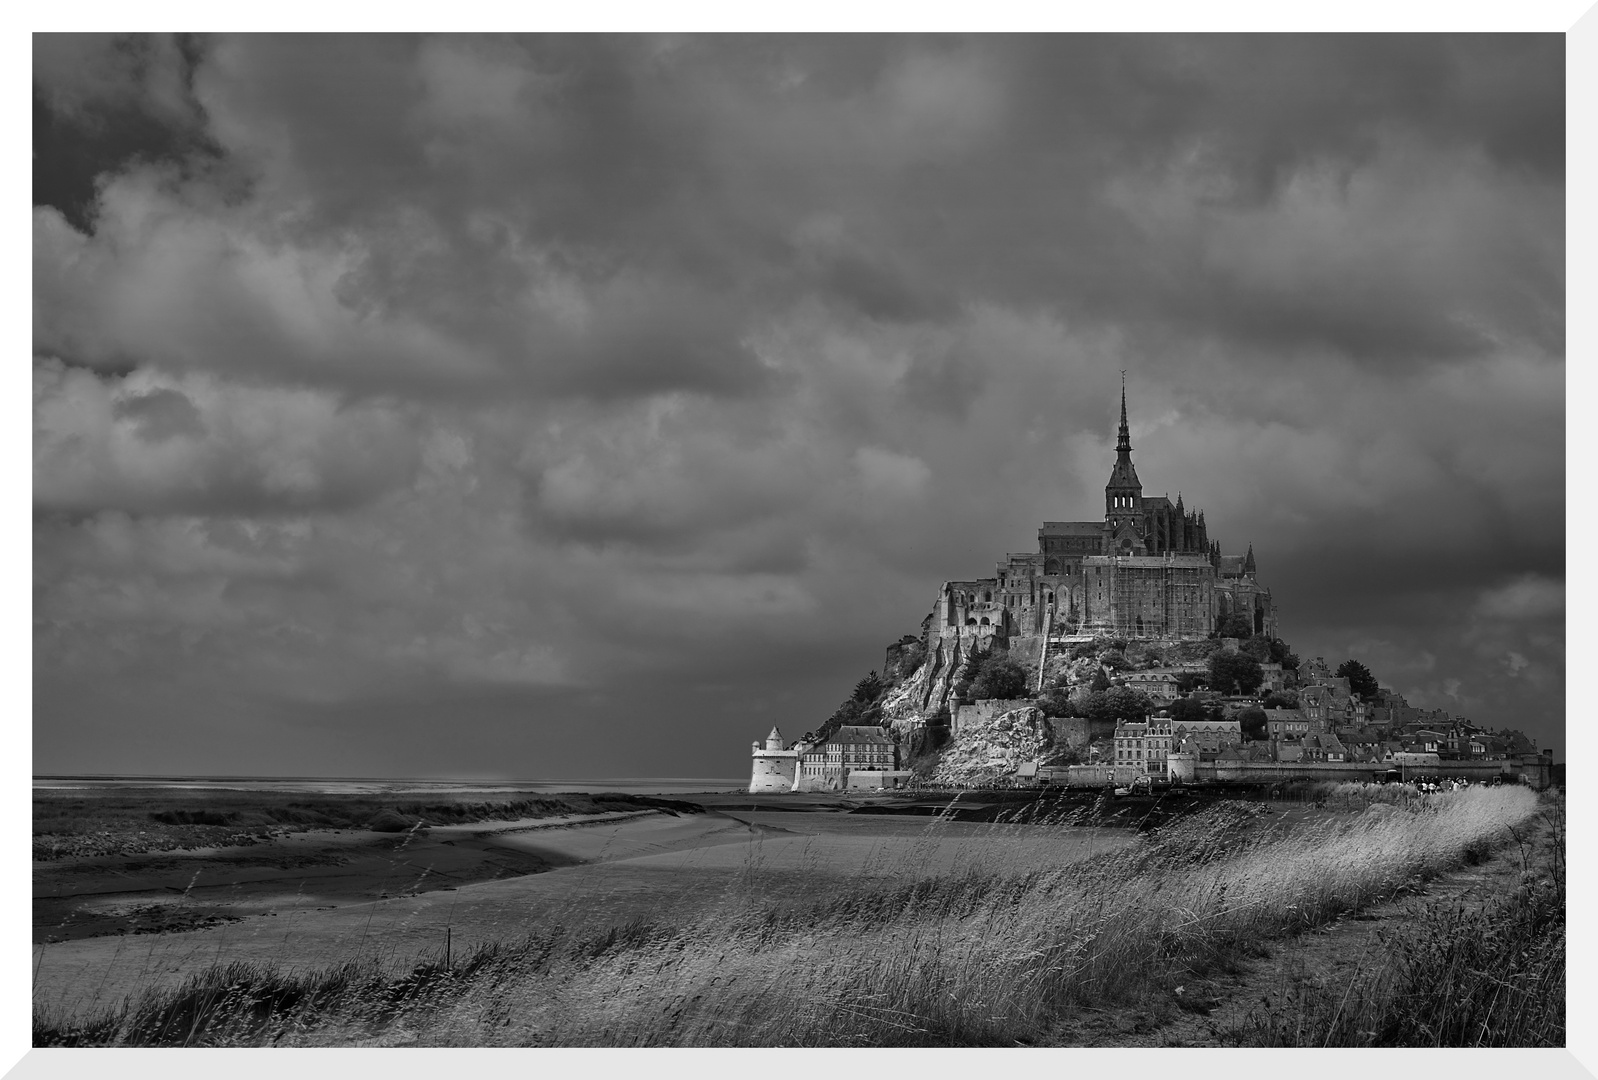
[953,698,1036,733]
[749,752,799,793]
[1046,715,1117,751]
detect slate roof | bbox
[831,725,895,745]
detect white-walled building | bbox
[750,726,803,793]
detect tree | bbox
[1165,697,1212,724]
[1237,706,1268,741]
[970,655,1030,700]
[1262,689,1300,711]
[1216,612,1254,639]
[1240,636,1273,663]
[852,670,885,703]
[1208,651,1265,695]
[1090,667,1112,693]
[1084,686,1154,724]
[1035,677,1073,717]
[1336,659,1380,702]
[1174,671,1208,693]
[1267,638,1300,672]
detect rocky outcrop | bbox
[928,706,1049,787]
[880,634,971,723]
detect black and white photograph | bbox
[27,29,1572,1057]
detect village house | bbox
[1114,717,1175,777]
[800,725,899,785]
[1113,720,1151,775]
[1169,718,1243,756]
[1121,670,1181,703]
[1302,733,1348,762]
[1264,708,1313,741]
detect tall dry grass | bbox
[1234,792,1565,1047]
[36,785,1545,1047]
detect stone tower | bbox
[1103,376,1145,554]
[749,725,801,792]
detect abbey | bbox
[933,385,1276,658]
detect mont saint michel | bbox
[33,33,1563,1054]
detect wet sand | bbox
[33,806,1130,1023]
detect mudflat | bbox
[34,790,1132,1023]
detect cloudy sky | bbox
[32,34,1565,779]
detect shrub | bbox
[1216,612,1253,639]
[970,655,1030,700]
[1262,690,1300,710]
[1208,652,1264,695]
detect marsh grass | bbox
[33,789,699,859]
[1234,794,1565,1048]
[35,786,1547,1047]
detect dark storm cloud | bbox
[111,386,206,442]
[32,34,1565,777]
[35,35,1563,400]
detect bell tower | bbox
[1104,375,1144,553]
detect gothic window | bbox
[983,590,992,603]
[980,617,991,626]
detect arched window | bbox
[983,590,992,603]
[979,617,991,626]
[966,618,977,626]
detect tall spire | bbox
[1116,371,1131,453]
[1104,375,1142,524]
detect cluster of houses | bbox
[1089,657,1546,787]
[750,724,909,793]
[750,652,1548,793]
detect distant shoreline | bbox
[32,775,749,796]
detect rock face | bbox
[879,633,969,723]
[929,706,1049,787]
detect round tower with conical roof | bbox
[750,725,802,792]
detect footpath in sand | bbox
[34,807,1128,1022]
[1035,807,1559,1048]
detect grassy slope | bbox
[35,785,1558,1048]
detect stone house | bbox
[1114,717,1175,778]
[1169,718,1243,755]
[1264,708,1312,741]
[801,725,898,785]
[1302,733,1348,762]
[1122,670,1181,703]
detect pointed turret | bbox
[1244,543,1257,576]
[1104,375,1143,526]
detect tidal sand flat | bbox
[33,785,1131,1024]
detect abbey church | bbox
[933,385,1277,660]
